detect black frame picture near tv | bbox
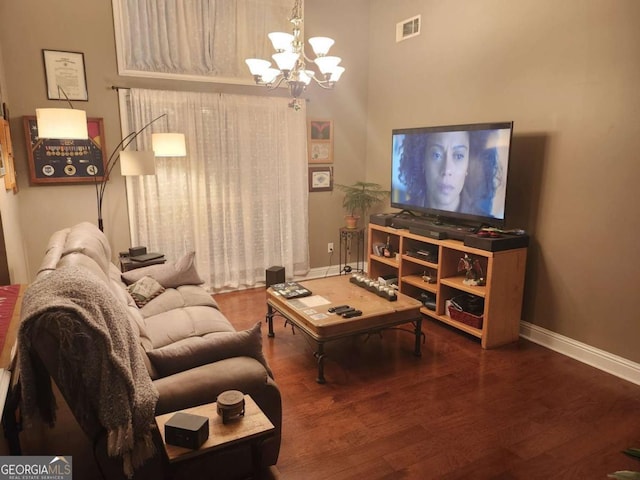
[391,121,514,228]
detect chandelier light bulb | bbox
[268,32,294,52]
[245,58,271,76]
[298,70,315,85]
[272,51,299,72]
[329,66,345,82]
[262,68,281,84]
[308,37,335,56]
[314,56,342,75]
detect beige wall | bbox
[305,0,371,269]
[0,25,29,284]
[367,0,640,362]
[1,0,639,364]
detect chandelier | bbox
[245,0,345,109]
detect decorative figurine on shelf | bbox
[422,270,436,284]
[381,235,393,258]
[458,253,485,286]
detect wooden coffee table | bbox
[266,276,423,383]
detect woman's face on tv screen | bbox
[424,131,470,210]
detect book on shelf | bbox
[271,282,312,299]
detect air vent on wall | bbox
[396,15,421,42]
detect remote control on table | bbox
[328,305,350,313]
[342,310,362,318]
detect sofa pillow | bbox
[121,251,204,288]
[147,321,273,378]
[127,276,165,308]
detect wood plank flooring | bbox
[9,284,640,479]
[216,286,640,479]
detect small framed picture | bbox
[308,166,333,192]
[42,49,89,101]
[308,119,333,164]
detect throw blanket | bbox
[18,266,159,478]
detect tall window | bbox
[124,88,309,291]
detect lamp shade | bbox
[314,56,342,75]
[152,133,186,157]
[245,58,271,76]
[120,150,156,176]
[36,108,88,140]
[272,52,299,72]
[268,32,294,52]
[308,37,335,56]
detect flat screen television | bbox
[391,121,514,228]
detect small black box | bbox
[266,266,285,287]
[369,213,395,227]
[165,412,209,449]
[129,246,147,257]
[463,234,530,252]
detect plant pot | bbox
[345,215,359,229]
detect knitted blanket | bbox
[18,266,159,478]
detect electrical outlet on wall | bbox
[327,242,334,254]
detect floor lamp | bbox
[95,114,187,232]
[34,94,186,232]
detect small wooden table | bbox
[266,276,423,383]
[156,395,274,474]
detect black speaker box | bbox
[266,266,285,287]
[463,234,529,252]
[409,225,448,240]
[369,213,396,227]
[164,412,209,449]
[129,246,147,257]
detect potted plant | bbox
[335,181,390,229]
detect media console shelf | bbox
[368,224,527,348]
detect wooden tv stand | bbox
[368,224,527,348]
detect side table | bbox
[156,395,274,475]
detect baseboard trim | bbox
[520,321,640,386]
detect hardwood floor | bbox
[216,286,640,479]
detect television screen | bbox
[391,121,514,227]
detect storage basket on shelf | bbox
[446,294,484,329]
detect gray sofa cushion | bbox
[139,285,218,318]
[121,251,204,288]
[147,322,272,377]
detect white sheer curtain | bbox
[125,88,309,291]
[113,0,291,81]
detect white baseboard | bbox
[520,321,640,386]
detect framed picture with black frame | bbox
[308,166,333,192]
[42,49,89,101]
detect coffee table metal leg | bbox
[266,305,275,338]
[314,342,326,384]
[414,318,423,357]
